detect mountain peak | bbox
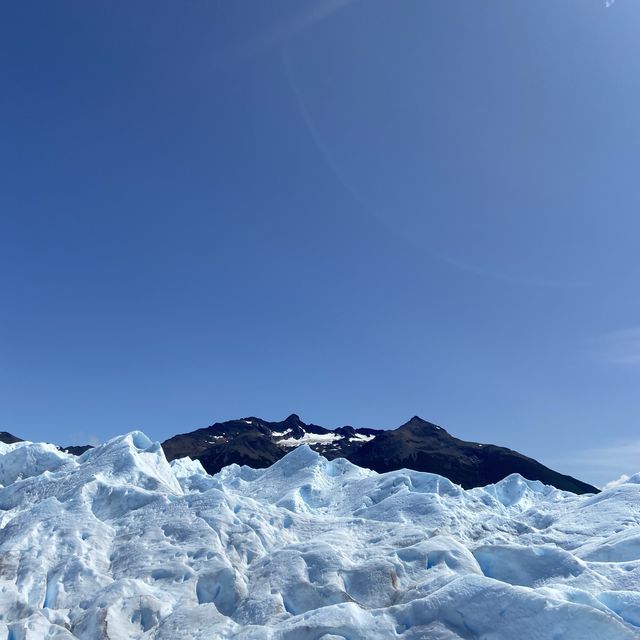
[402,416,444,431]
[283,413,303,424]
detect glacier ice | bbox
[1,433,639,639]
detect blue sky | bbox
[1,1,639,486]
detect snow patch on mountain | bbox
[278,432,344,447]
[348,433,375,443]
[1,433,639,639]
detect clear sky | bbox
[1,1,639,487]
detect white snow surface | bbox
[278,433,343,447]
[1,433,640,639]
[270,430,292,438]
[348,434,375,443]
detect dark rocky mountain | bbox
[161,414,375,471]
[348,416,596,494]
[61,445,94,456]
[161,414,598,494]
[0,431,22,444]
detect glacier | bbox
[1,433,640,639]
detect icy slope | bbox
[1,434,639,639]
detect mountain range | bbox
[0,414,598,493]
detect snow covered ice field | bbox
[1,433,640,639]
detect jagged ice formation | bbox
[1,433,639,639]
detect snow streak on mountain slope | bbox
[1,435,640,639]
